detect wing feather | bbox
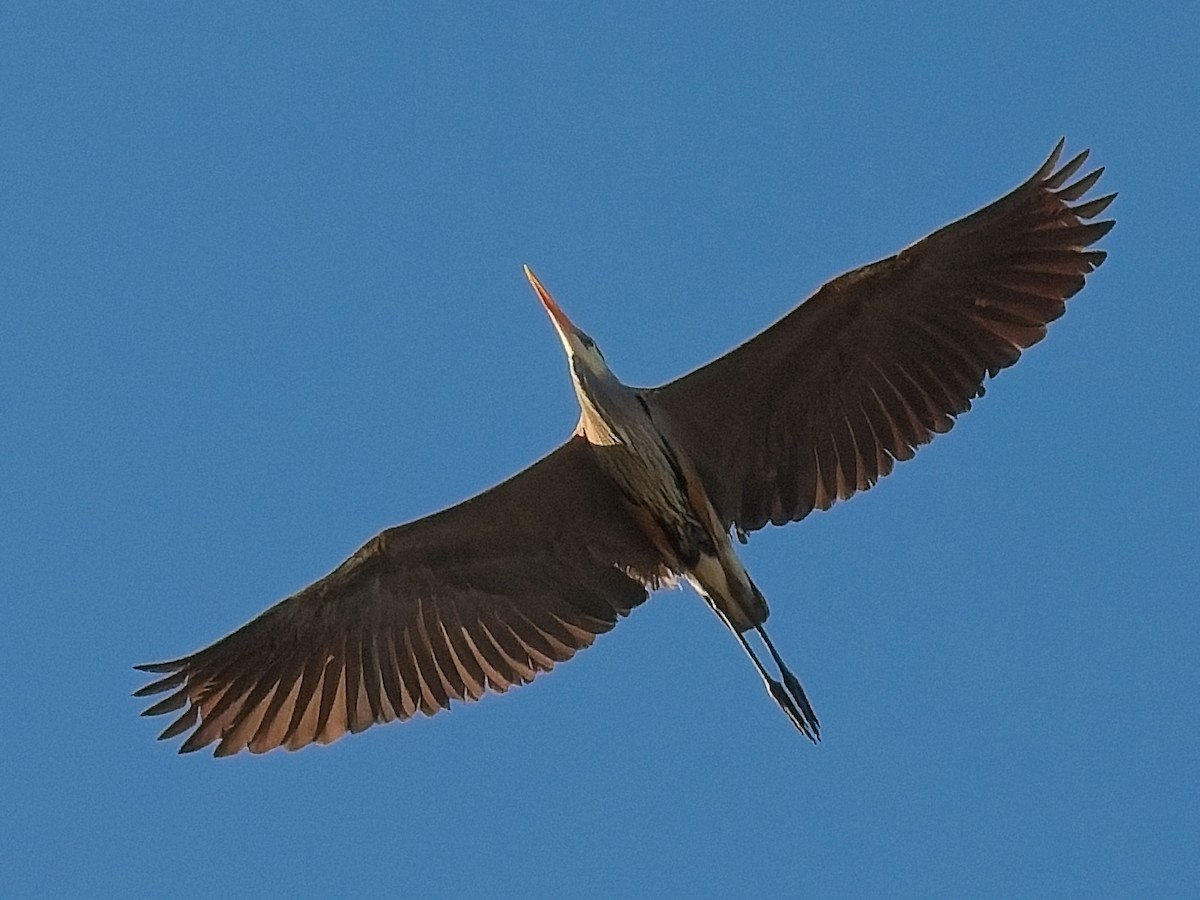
[653,142,1114,531]
[136,437,668,755]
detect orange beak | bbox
[524,265,577,337]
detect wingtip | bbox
[1036,137,1067,179]
[134,659,182,674]
[177,734,208,754]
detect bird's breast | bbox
[584,416,716,572]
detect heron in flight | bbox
[136,141,1114,756]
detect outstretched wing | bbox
[652,141,1115,532]
[136,436,670,756]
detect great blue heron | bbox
[136,141,1114,756]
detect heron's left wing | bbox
[135,436,671,756]
[652,141,1114,533]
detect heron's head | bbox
[524,265,627,441]
[524,265,613,384]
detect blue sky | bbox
[3,3,1197,898]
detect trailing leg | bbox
[708,603,819,742]
[755,624,820,740]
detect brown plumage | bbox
[137,140,1114,755]
[653,142,1114,530]
[137,439,671,756]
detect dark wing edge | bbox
[653,140,1115,532]
[134,437,671,757]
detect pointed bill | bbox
[524,265,577,338]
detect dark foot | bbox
[756,625,820,740]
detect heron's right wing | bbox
[652,141,1114,533]
[135,436,671,757]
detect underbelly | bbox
[591,438,768,630]
[590,440,716,569]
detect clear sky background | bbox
[3,3,1197,898]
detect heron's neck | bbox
[573,387,622,446]
[570,365,625,447]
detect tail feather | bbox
[688,549,768,632]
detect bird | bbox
[136,140,1115,756]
